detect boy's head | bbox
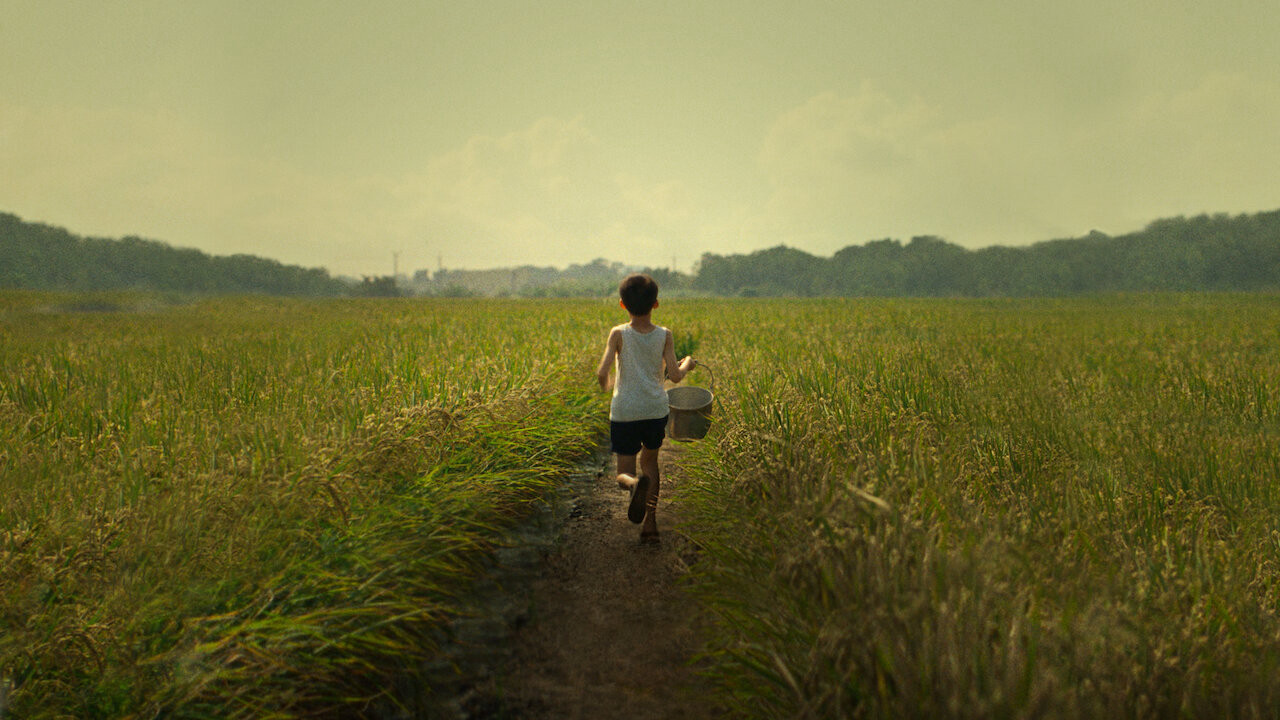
[619,273,659,316]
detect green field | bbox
[0,293,609,717]
[3,292,1280,718]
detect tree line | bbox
[4,209,1279,297]
[0,213,348,296]
[695,210,1280,296]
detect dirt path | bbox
[467,443,721,719]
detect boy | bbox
[596,273,695,542]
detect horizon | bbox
[15,205,1274,280]
[4,2,1279,276]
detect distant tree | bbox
[826,238,907,295]
[354,275,403,297]
[638,266,692,291]
[0,212,348,295]
[690,208,1280,297]
[903,235,969,295]
[9,207,1280,299]
[695,245,823,296]
[436,283,477,298]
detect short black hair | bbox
[619,273,659,315]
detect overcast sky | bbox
[3,1,1279,276]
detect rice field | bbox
[3,291,1280,718]
[676,294,1280,718]
[0,293,610,718]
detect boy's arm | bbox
[596,327,621,390]
[663,330,696,383]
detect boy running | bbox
[596,273,695,542]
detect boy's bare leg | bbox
[615,454,639,491]
[638,447,661,537]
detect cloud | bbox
[0,103,405,271]
[1067,73,1280,224]
[753,74,1280,250]
[10,72,1274,277]
[754,84,1080,249]
[399,116,702,269]
[0,106,703,273]
[755,85,934,244]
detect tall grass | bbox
[11,291,1279,717]
[672,295,1280,717]
[0,294,615,718]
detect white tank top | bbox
[610,325,670,422]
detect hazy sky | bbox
[4,1,1279,276]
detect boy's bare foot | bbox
[640,505,659,542]
[639,525,660,543]
[627,474,651,524]
[616,472,638,491]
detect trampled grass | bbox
[672,295,1280,717]
[0,294,614,718]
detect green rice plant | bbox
[11,290,1280,717]
[0,294,616,718]
[674,328,701,360]
[673,295,1280,718]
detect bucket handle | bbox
[688,361,712,390]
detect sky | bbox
[3,1,1279,277]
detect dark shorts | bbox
[609,415,669,456]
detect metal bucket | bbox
[666,366,713,440]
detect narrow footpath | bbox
[468,443,722,719]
